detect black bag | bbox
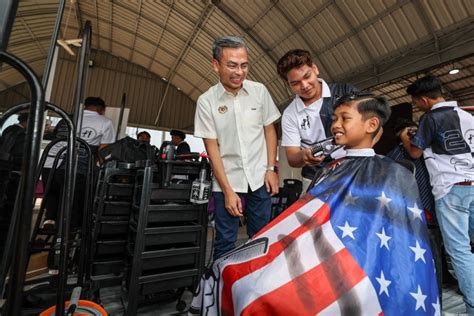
[98,136,156,163]
[0,125,25,170]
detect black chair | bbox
[271,179,303,220]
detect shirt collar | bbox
[431,100,458,111]
[295,79,331,113]
[346,148,375,157]
[216,80,249,99]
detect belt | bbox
[455,181,474,186]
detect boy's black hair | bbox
[17,112,29,123]
[406,75,443,99]
[334,93,391,133]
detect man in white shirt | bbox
[401,75,474,315]
[194,36,281,259]
[277,49,357,192]
[42,97,115,228]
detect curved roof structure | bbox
[1,0,473,129]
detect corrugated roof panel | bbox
[172,74,195,96]
[111,26,134,48]
[167,11,195,35]
[399,3,429,39]
[141,1,170,22]
[160,30,186,57]
[424,0,464,29]
[253,9,292,48]
[173,0,206,24]
[207,10,245,37]
[321,49,346,77]
[174,63,203,88]
[272,33,313,61]
[223,0,272,25]
[282,0,328,26]
[184,48,211,76]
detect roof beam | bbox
[339,18,474,89]
[273,1,334,83]
[109,0,113,52]
[154,3,215,125]
[128,0,143,61]
[74,0,83,29]
[94,0,101,49]
[18,17,47,56]
[147,2,173,69]
[413,0,440,62]
[332,0,376,66]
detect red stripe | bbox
[221,202,330,315]
[240,248,366,315]
[253,193,315,238]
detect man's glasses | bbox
[334,91,373,106]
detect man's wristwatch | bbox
[266,165,278,172]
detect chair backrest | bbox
[283,179,303,205]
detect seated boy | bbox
[191,94,439,316]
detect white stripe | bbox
[258,198,326,245]
[318,277,382,316]
[231,221,345,314]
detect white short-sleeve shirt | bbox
[44,110,115,168]
[194,80,281,193]
[281,79,332,148]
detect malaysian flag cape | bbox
[191,155,439,316]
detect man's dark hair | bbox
[84,96,106,108]
[406,75,443,99]
[334,93,392,132]
[277,49,313,80]
[170,129,186,140]
[393,118,417,134]
[212,36,246,61]
[17,112,28,123]
[137,131,151,139]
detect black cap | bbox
[84,97,106,108]
[170,129,185,140]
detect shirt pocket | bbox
[243,107,263,127]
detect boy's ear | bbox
[366,116,380,134]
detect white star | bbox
[376,227,392,250]
[376,191,392,209]
[344,192,358,206]
[408,203,423,221]
[338,221,357,240]
[409,240,426,263]
[432,297,441,316]
[375,271,392,296]
[410,285,427,311]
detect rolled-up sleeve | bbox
[261,86,281,126]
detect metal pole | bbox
[0,0,19,52]
[42,0,65,88]
[56,21,92,316]
[0,51,45,316]
[72,20,92,135]
[115,92,126,141]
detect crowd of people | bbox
[0,33,472,314]
[193,36,473,314]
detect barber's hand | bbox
[224,190,243,217]
[302,147,326,166]
[265,170,279,196]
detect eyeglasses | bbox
[334,91,373,106]
[220,62,249,71]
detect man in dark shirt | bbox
[170,129,191,154]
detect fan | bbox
[57,0,82,56]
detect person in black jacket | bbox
[277,49,358,192]
[170,129,191,155]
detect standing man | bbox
[42,97,115,228]
[194,36,280,260]
[401,75,473,315]
[277,49,357,192]
[170,129,191,154]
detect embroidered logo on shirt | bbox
[301,114,311,130]
[218,105,228,114]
